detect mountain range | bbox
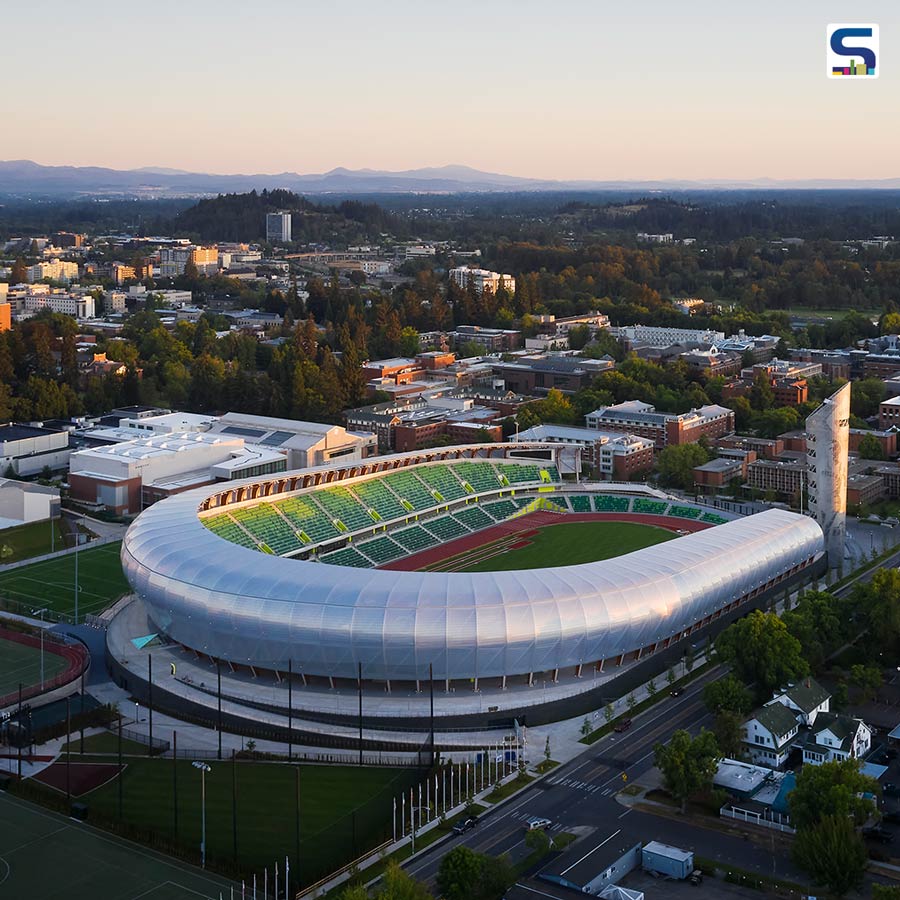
[1,160,900,197]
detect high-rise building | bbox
[266,211,292,244]
[806,382,849,567]
[449,266,515,296]
[26,258,79,284]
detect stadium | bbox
[110,443,825,735]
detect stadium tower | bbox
[805,382,849,567]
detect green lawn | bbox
[76,757,420,884]
[61,730,151,755]
[0,541,129,620]
[0,790,235,900]
[0,518,67,563]
[0,634,68,697]
[455,521,675,572]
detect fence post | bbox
[117,714,123,820]
[169,730,178,839]
[147,654,153,757]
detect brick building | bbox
[515,424,654,480]
[585,400,734,449]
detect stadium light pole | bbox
[31,608,47,689]
[192,761,212,868]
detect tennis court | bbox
[0,789,236,899]
[0,541,129,620]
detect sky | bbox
[1,0,897,181]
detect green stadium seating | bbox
[569,495,592,513]
[542,465,561,482]
[700,512,729,525]
[633,498,669,516]
[416,464,468,502]
[669,505,702,520]
[495,463,542,485]
[316,486,374,532]
[203,513,260,550]
[453,461,502,493]
[350,478,407,522]
[229,504,305,555]
[276,495,341,543]
[454,506,494,531]
[592,495,630,513]
[423,515,469,542]
[320,547,370,568]
[358,535,405,564]
[482,499,517,521]
[511,497,533,508]
[392,526,434,553]
[383,470,436,512]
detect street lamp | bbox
[31,608,47,689]
[192,761,212,867]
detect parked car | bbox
[670,689,683,698]
[614,719,633,733]
[884,783,900,797]
[525,817,552,831]
[689,869,704,886]
[452,817,478,835]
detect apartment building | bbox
[158,245,219,278]
[449,266,516,295]
[265,211,292,244]
[26,258,79,283]
[617,324,725,349]
[585,400,734,448]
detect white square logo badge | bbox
[827,24,879,78]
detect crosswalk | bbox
[506,809,570,831]
[546,775,613,796]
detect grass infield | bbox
[0,635,68,697]
[71,756,419,883]
[0,789,235,900]
[446,521,675,572]
[0,541,129,619]
[0,519,67,564]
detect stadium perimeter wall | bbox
[105,557,823,741]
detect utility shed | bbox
[641,841,694,879]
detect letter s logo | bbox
[831,27,876,69]
[827,24,879,78]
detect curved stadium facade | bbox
[120,443,825,698]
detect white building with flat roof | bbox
[26,258,79,284]
[68,432,287,515]
[205,412,378,469]
[449,266,515,296]
[618,324,725,348]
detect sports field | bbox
[0,541,129,620]
[0,789,235,900]
[0,635,68,697]
[72,756,418,884]
[431,521,675,573]
[0,519,67,564]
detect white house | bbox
[744,703,800,767]
[766,678,831,727]
[803,713,872,766]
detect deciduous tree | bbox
[654,729,720,813]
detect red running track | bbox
[379,511,712,572]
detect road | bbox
[405,665,805,889]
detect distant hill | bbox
[1,159,900,197]
[172,190,405,243]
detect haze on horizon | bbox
[2,0,898,182]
